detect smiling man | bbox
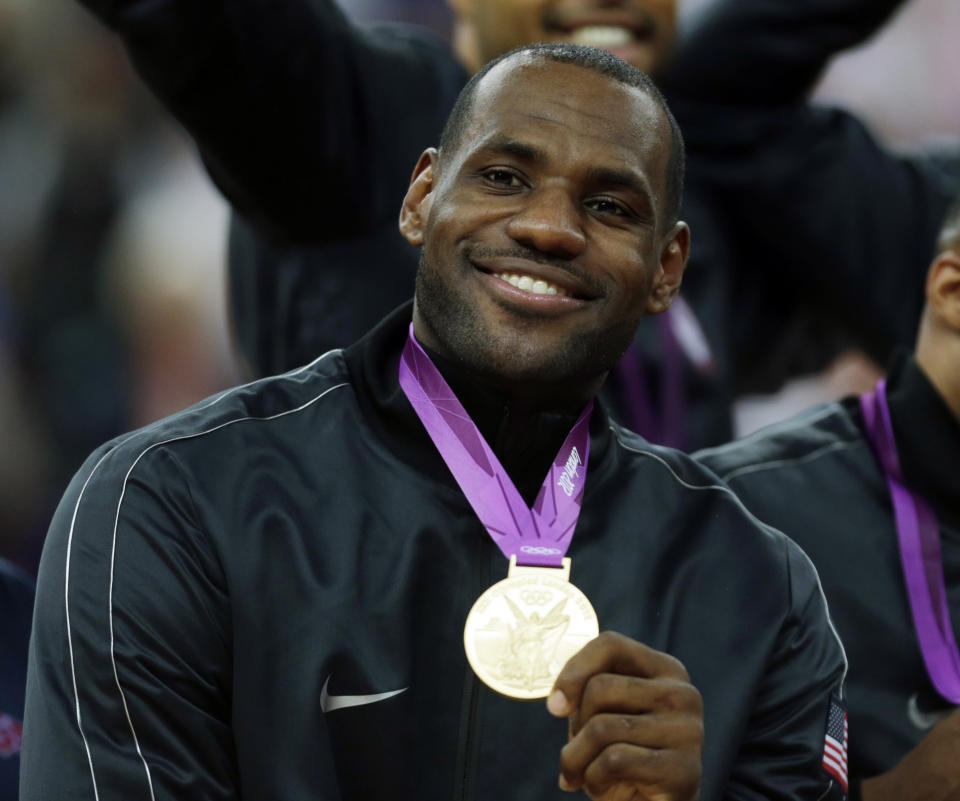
[22,47,847,801]
[405,57,686,397]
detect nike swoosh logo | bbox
[320,676,408,713]
[906,693,953,731]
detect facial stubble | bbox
[414,248,645,392]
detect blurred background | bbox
[0,0,957,572]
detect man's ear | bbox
[399,148,439,247]
[927,248,960,332]
[646,222,690,315]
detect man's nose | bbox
[505,185,587,259]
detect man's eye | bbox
[483,169,522,187]
[586,197,627,216]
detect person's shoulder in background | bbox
[694,399,865,484]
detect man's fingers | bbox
[560,711,704,790]
[549,631,690,718]
[570,673,703,736]
[549,632,702,799]
[560,740,702,798]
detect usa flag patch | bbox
[822,694,848,792]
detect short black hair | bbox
[938,195,960,252]
[438,43,686,228]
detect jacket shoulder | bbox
[610,419,770,505]
[74,350,353,489]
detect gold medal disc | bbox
[463,556,600,700]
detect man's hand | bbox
[861,708,960,801]
[547,631,703,801]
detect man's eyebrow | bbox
[476,136,542,162]
[587,166,652,201]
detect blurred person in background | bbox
[0,0,238,570]
[1,5,235,795]
[697,198,960,800]
[67,0,959,454]
[0,559,32,801]
[0,0,133,567]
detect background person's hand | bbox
[548,631,703,801]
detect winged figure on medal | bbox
[497,595,572,692]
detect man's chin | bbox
[464,331,613,388]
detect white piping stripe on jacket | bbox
[64,350,343,800]
[718,439,863,483]
[693,402,843,461]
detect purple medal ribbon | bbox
[398,324,592,569]
[861,380,960,703]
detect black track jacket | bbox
[23,304,847,800]
[70,0,959,450]
[696,355,960,787]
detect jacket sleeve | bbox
[663,0,960,367]
[19,444,236,800]
[663,0,904,107]
[75,0,465,239]
[724,539,849,801]
[692,107,957,367]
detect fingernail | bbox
[559,774,573,792]
[547,689,569,717]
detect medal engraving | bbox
[464,557,599,699]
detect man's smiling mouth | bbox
[543,10,657,52]
[568,25,636,49]
[468,254,597,303]
[494,272,570,296]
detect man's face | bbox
[401,58,688,390]
[453,0,677,74]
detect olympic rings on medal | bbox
[520,589,553,606]
[519,545,562,556]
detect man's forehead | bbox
[466,57,667,163]
[473,56,661,129]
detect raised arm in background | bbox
[662,0,959,375]
[77,0,465,239]
[663,0,905,106]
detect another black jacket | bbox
[72,0,959,450]
[22,303,848,800]
[696,354,960,786]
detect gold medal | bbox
[463,555,599,699]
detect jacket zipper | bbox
[455,404,517,800]
[454,522,491,801]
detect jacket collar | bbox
[886,351,960,534]
[342,301,614,505]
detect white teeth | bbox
[570,25,633,49]
[497,272,569,297]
